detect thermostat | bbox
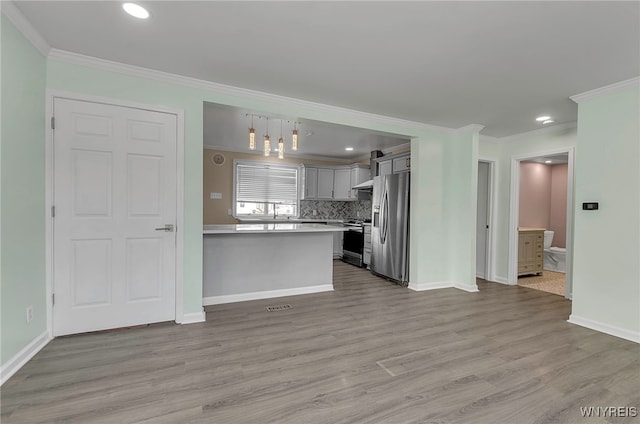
[582,202,599,210]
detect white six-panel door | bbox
[53,98,177,336]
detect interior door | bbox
[476,161,490,278]
[53,98,177,336]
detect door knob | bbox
[155,224,174,232]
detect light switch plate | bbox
[210,192,222,200]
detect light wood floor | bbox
[2,261,638,423]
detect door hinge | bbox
[486,225,489,229]
[52,293,55,305]
[51,117,55,130]
[51,205,56,218]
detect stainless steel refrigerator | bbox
[370,173,410,286]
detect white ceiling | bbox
[12,1,640,153]
[522,153,569,165]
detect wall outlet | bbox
[227,209,233,216]
[312,209,317,216]
[26,305,34,324]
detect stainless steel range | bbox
[341,219,369,267]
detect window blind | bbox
[235,162,299,204]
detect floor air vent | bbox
[266,304,292,312]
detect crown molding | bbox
[500,121,577,143]
[203,145,355,164]
[1,1,50,57]
[453,124,485,135]
[48,49,455,138]
[570,76,640,104]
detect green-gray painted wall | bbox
[572,86,640,335]
[1,16,47,364]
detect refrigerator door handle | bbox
[378,185,385,244]
[381,189,389,244]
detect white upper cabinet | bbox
[375,152,410,176]
[303,164,370,201]
[304,167,318,199]
[378,159,393,176]
[392,155,411,173]
[349,165,369,199]
[333,168,351,200]
[317,168,334,199]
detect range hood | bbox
[353,150,383,190]
[352,179,374,190]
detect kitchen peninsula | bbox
[203,223,347,305]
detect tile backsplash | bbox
[300,200,372,220]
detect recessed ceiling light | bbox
[536,115,551,122]
[545,160,552,164]
[123,3,149,19]
[345,147,354,151]
[542,119,555,125]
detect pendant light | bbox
[263,117,271,157]
[278,120,285,159]
[292,122,299,151]
[248,115,256,150]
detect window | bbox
[234,160,300,218]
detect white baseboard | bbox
[1,331,51,386]
[492,276,513,285]
[408,281,479,293]
[454,282,479,293]
[568,314,640,344]
[408,281,453,291]
[178,311,206,324]
[203,284,334,306]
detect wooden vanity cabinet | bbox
[518,229,544,276]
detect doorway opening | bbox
[508,149,575,298]
[476,160,495,282]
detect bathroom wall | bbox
[519,162,567,247]
[550,164,568,247]
[519,162,551,228]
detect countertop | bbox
[237,218,344,224]
[518,227,546,232]
[203,223,348,235]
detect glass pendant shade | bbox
[292,129,298,151]
[264,135,270,156]
[278,137,285,159]
[249,127,256,150]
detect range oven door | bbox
[342,227,364,267]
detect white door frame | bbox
[45,90,186,338]
[477,158,497,282]
[508,147,575,299]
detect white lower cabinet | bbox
[363,223,372,267]
[333,231,343,258]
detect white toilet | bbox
[543,230,566,273]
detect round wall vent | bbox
[211,153,226,166]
